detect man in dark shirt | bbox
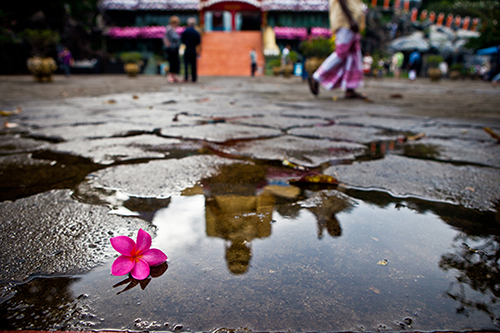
[181,17,201,82]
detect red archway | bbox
[200,0,262,31]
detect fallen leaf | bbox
[369,286,381,294]
[406,132,426,141]
[282,159,307,171]
[289,174,338,185]
[133,95,139,99]
[0,107,22,116]
[390,93,403,98]
[3,121,18,128]
[104,99,116,104]
[377,259,388,266]
[484,127,500,142]
[197,97,210,103]
[332,96,338,101]
[371,237,379,242]
[465,187,475,192]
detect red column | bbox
[420,9,427,21]
[371,0,377,8]
[437,12,445,26]
[429,11,435,23]
[462,16,470,30]
[454,15,461,27]
[394,0,401,10]
[411,8,418,22]
[446,14,453,27]
[403,0,410,12]
[384,0,390,10]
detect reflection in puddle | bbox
[1,163,499,332]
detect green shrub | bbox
[426,55,444,68]
[299,37,334,57]
[20,29,60,57]
[119,51,143,64]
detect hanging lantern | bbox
[420,9,428,21]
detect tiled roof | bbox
[99,0,199,10]
[106,26,186,38]
[262,0,328,11]
[201,0,262,9]
[274,26,331,39]
[99,0,328,11]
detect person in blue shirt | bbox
[407,50,421,81]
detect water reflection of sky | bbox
[2,192,499,332]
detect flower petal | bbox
[110,236,136,256]
[141,248,168,267]
[130,258,150,280]
[111,255,135,276]
[135,228,151,254]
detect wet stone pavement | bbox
[0,74,500,332]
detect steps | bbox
[198,31,264,76]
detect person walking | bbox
[249,47,258,76]
[308,0,367,99]
[181,17,201,82]
[58,46,74,78]
[163,15,181,83]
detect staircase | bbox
[198,31,264,76]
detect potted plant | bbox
[21,29,60,82]
[119,51,144,77]
[426,55,444,81]
[299,37,334,75]
[449,63,465,80]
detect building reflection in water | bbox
[199,163,352,274]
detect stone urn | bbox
[304,57,325,75]
[124,63,140,77]
[27,57,58,82]
[449,70,461,80]
[427,67,442,82]
[272,66,281,76]
[283,64,294,78]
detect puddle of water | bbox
[1,164,499,332]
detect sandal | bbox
[308,77,319,96]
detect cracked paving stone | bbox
[325,154,500,211]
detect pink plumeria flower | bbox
[110,228,167,280]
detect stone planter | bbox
[304,57,326,75]
[449,70,461,80]
[124,63,140,77]
[283,64,294,78]
[27,57,57,82]
[272,66,281,76]
[427,67,442,82]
